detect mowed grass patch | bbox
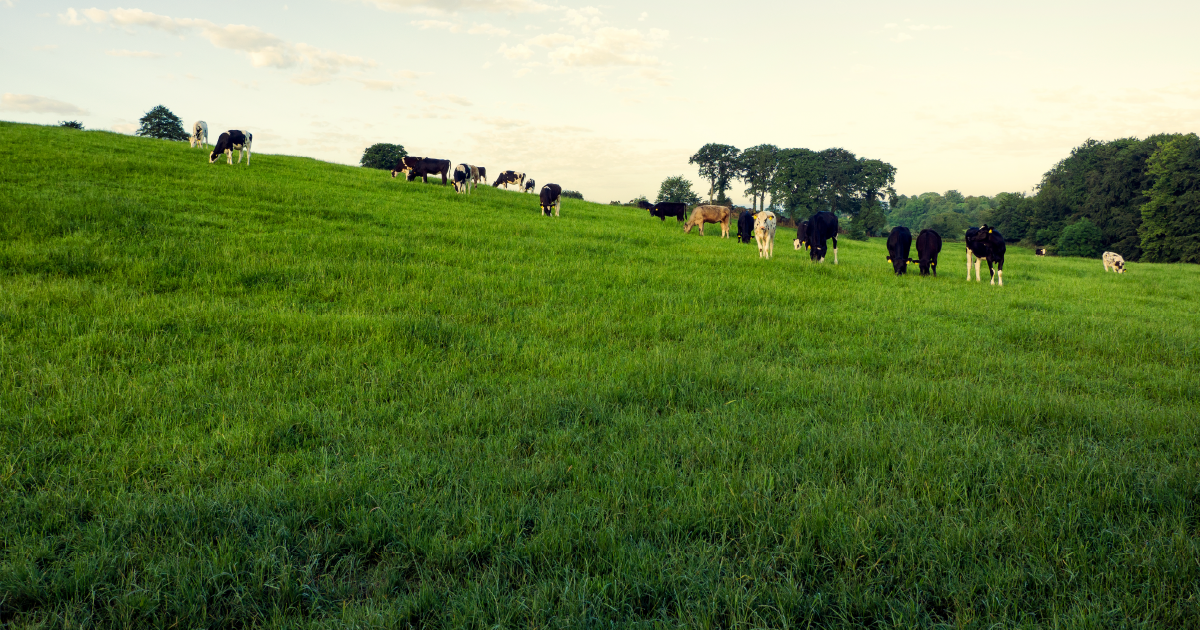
[1,121,1198,628]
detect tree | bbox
[135,105,188,141]
[923,212,970,240]
[688,143,740,203]
[58,120,84,130]
[817,148,860,215]
[656,176,701,205]
[360,143,407,170]
[855,158,896,238]
[769,148,822,221]
[562,190,584,200]
[1057,218,1105,257]
[1139,133,1200,263]
[737,144,779,211]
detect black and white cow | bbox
[886,226,913,275]
[539,183,562,217]
[523,178,536,194]
[966,225,1007,285]
[1035,248,1047,256]
[453,164,474,194]
[793,220,809,250]
[209,130,252,165]
[806,211,838,263]
[913,229,942,276]
[391,157,451,184]
[190,121,208,149]
[736,211,755,243]
[493,170,526,189]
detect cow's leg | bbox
[996,260,1004,286]
[832,235,838,264]
[967,249,972,280]
[246,144,251,165]
[226,149,232,165]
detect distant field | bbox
[1,121,1198,629]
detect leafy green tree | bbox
[58,120,84,130]
[135,105,188,141]
[737,144,779,211]
[562,190,584,200]
[943,189,966,204]
[769,148,822,221]
[856,158,896,237]
[1139,133,1200,263]
[1057,218,1105,257]
[923,212,970,240]
[656,176,700,205]
[360,143,407,170]
[988,192,1034,241]
[689,143,740,203]
[817,148,860,215]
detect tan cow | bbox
[754,211,777,259]
[683,205,731,237]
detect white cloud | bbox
[891,33,913,43]
[498,43,533,59]
[1,93,88,114]
[361,0,551,14]
[62,7,376,84]
[106,49,165,58]
[545,27,668,68]
[638,12,647,21]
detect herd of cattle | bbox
[185,123,1130,279]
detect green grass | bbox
[1,121,1198,629]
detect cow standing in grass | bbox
[966,225,1007,285]
[736,211,755,243]
[1103,251,1126,273]
[190,121,208,148]
[913,229,942,276]
[453,164,474,194]
[641,200,689,222]
[540,183,562,217]
[794,220,809,250]
[524,179,536,194]
[806,211,838,263]
[886,226,913,275]
[683,205,731,237]
[209,130,252,165]
[493,171,525,190]
[392,157,451,184]
[754,211,777,259]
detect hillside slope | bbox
[1,122,1198,628]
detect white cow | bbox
[190,121,208,148]
[754,211,777,259]
[1103,251,1126,273]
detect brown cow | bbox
[683,205,731,237]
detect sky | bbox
[3,0,1199,204]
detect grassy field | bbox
[1,121,1198,629]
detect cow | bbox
[469,165,480,185]
[886,226,913,275]
[524,178,536,194]
[209,130,252,165]
[475,166,487,185]
[190,121,208,148]
[805,211,838,263]
[452,164,474,194]
[640,200,689,222]
[683,205,731,237]
[493,170,526,189]
[911,229,942,276]
[391,157,451,184]
[754,211,777,259]
[736,210,756,243]
[539,183,562,217]
[1103,251,1126,273]
[1035,248,1047,256]
[966,225,1007,285]
[793,220,809,250]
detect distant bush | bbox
[923,212,969,240]
[58,120,84,130]
[135,105,188,141]
[361,143,407,170]
[562,190,584,200]
[1057,218,1104,257]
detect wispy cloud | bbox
[1,93,88,115]
[361,0,551,15]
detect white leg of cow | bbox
[226,149,233,165]
[967,250,972,281]
[833,247,838,264]
[246,144,251,165]
[998,268,1004,286]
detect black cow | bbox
[736,211,756,243]
[966,225,1007,285]
[1035,248,1047,256]
[886,227,913,275]
[540,183,562,217]
[640,200,689,222]
[391,157,450,184]
[523,178,536,193]
[476,166,487,185]
[806,211,838,263]
[793,220,809,250]
[209,129,252,165]
[912,229,942,276]
[493,170,526,189]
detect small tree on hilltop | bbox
[656,176,701,205]
[361,143,407,170]
[1057,218,1105,257]
[135,105,188,141]
[58,120,84,130]
[561,190,584,200]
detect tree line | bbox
[891,134,1200,263]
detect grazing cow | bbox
[452,164,474,194]
[966,225,1007,285]
[539,183,562,217]
[1103,251,1126,273]
[391,157,451,184]
[736,211,756,243]
[805,211,838,263]
[1035,248,1047,256]
[475,166,487,185]
[754,211,777,259]
[793,220,809,250]
[886,227,913,275]
[493,170,526,189]
[190,121,208,148]
[640,200,689,222]
[209,130,252,165]
[469,165,480,185]
[912,229,942,276]
[683,205,731,237]
[524,178,536,194]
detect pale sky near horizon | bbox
[3,0,1198,205]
